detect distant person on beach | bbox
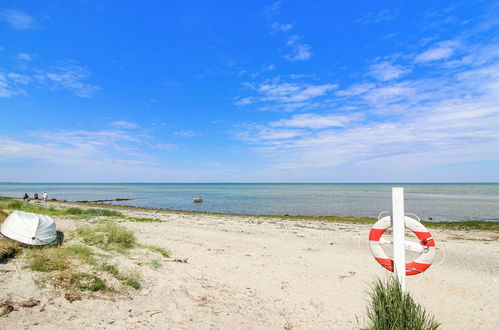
[23,193,29,201]
[41,192,47,202]
[34,192,39,200]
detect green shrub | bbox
[366,277,440,330]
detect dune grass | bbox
[0,239,21,261]
[0,209,8,223]
[26,245,96,272]
[366,277,440,330]
[101,263,141,290]
[143,245,170,258]
[52,271,110,292]
[76,221,136,254]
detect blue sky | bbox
[1,1,498,182]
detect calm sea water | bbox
[0,183,498,222]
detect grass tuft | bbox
[126,216,163,222]
[149,260,162,269]
[77,221,136,253]
[0,239,21,260]
[101,263,141,290]
[0,209,8,223]
[143,245,170,258]
[27,245,95,272]
[366,277,440,330]
[53,271,110,292]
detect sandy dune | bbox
[1,205,498,329]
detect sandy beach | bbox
[1,202,498,329]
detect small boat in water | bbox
[192,197,203,203]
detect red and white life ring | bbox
[369,216,436,275]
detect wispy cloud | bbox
[17,53,34,61]
[175,130,197,137]
[111,121,138,129]
[240,77,337,111]
[271,22,293,32]
[0,9,37,30]
[39,65,101,97]
[415,40,459,62]
[236,36,499,172]
[284,36,312,62]
[369,61,411,81]
[0,64,100,98]
[270,113,363,129]
[0,127,187,181]
[263,0,284,18]
[355,9,398,24]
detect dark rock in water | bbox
[76,198,132,203]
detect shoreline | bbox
[2,195,499,231]
[43,198,499,231]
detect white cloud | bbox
[0,9,37,30]
[369,61,411,81]
[415,40,459,62]
[6,73,31,84]
[234,96,254,106]
[0,73,24,97]
[256,79,337,103]
[270,113,363,129]
[363,82,416,105]
[40,65,100,97]
[111,121,138,129]
[175,130,197,137]
[236,39,499,173]
[263,0,283,18]
[17,53,34,61]
[336,83,375,96]
[271,22,293,32]
[284,36,312,62]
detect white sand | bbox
[1,205,498,329]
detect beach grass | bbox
[0,198,124,219]
[126,216,163,222]
[53,271,110,292]
[27,245,96,272]
[143,245,170,258]
[101,263,141,290]
[0,239,21,261]
[0,209,7,223]
[76,221,136,254]
[366,277,440,330]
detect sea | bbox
[0,183,498,222]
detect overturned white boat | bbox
[0,211,57,246]
[192,197,203,203]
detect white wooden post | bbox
[392,187,406,292]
